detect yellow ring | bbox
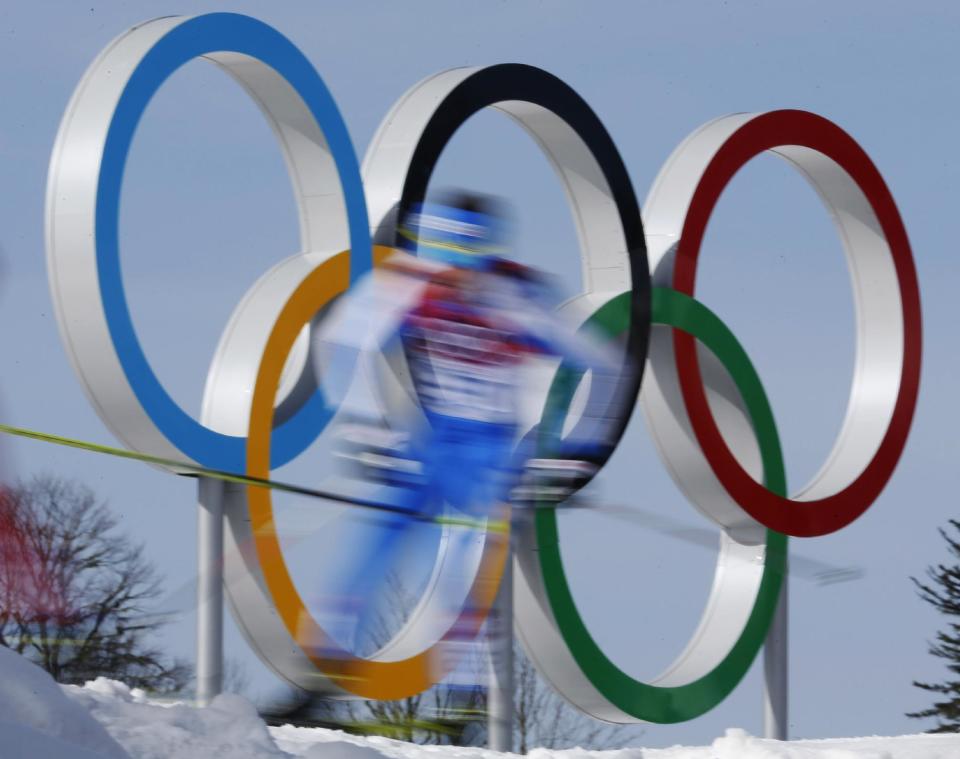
[245,247,509,700]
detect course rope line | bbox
[0,422,502,533]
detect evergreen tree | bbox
[908,519,960,731]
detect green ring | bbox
[535,287,787,723]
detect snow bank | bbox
[65,678,286,759]
[0,649,958,758]
[56,683,960,759]
[0,646,127,758]
[270,724,960,759]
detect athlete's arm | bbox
[312,251,435,419]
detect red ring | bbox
[673,110,921,537]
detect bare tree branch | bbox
[0,475,191,693]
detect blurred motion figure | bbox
[314,191,623,652]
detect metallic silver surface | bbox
[196,478,225,706]
[487,544,514,752]
[764,579,789,741]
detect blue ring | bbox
[96,13,372,471]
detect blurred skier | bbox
[313,191,624,653]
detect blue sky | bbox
[1,0,959,748]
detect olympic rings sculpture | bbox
[45,13,921,723]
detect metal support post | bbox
[196,477,225,706]
[763,564,788,740]
[488,541,514,752]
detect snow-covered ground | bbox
[1,648,958,759]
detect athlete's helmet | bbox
[398,191,509,270]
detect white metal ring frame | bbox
[45,13,920,721]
